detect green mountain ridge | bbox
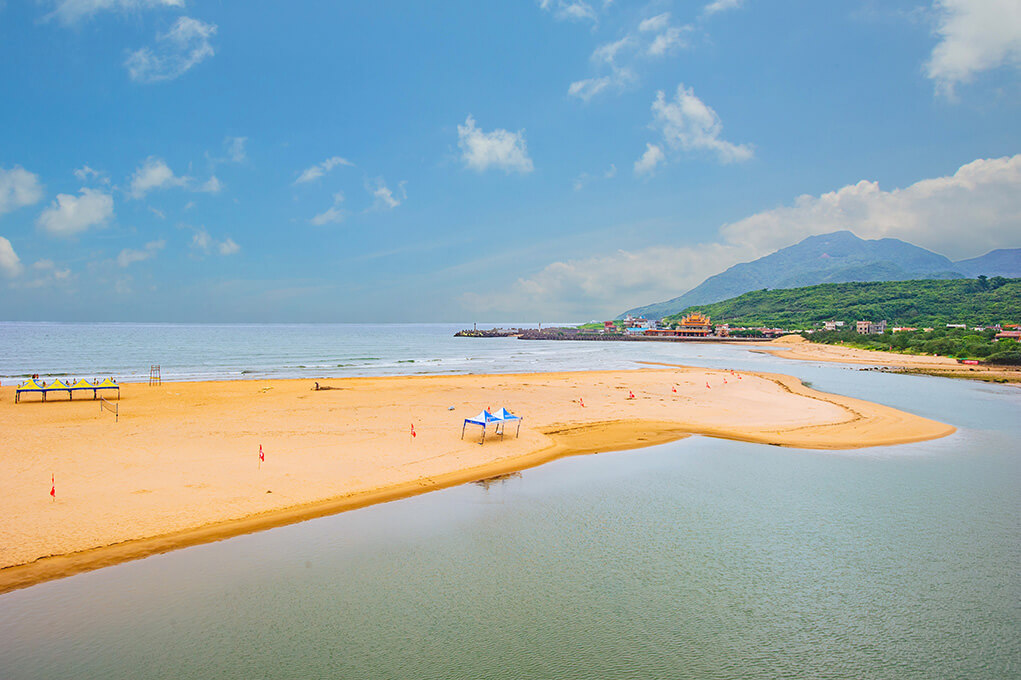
[621,231,1021,320]
[664,278,1021,328]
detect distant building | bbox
[676,312,713,337]
[995,330,1021,341]
[857,320,887,334]
[823,320,845,331]
[946,324,966,329]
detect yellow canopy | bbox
[71,379,95,389]
[17,379,46,391]
[96,378,119,389]
[47,379,70,390]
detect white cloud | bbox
[466,154,1021,318]
[294,156,354,185]
[190,227,238,255]
[0,166,44,216]
[46,0,184,25]
[647,26,690,56]
[125,16,216,83]
[0,236,23,277]
[567,15,689,100]
[926,0,1021,97]
[36,188,114,237]
[73,165,110,184]
[539,0,597,24]
[129,156,188,199]
[217,237,239,255]
[457,115,534,174]
[199,175,222,193]
[224,136,247,163]
[149,206,166,219]
[117,239,165,267]
[370,179,402,210]
[703,0,744,16]
[642,84,753,166]
[310,192,346,225]
[717,154,1021,258]
[634,143,666,175]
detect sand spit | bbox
[0,367,954,593]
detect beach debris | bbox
[579,397,585,407]
[628,390,635,399]
[411,423,417,439]
[706,382,711,389]
[259,444,265,468]
[50,474,55,501]
[672,386,677,393]
[448,406,455,410]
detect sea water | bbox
[0,327,1018,679]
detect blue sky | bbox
[1,0,1019,322]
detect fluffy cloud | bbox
[190,227,239,255]
[634,143,665,175]
[36,188,114,237]
[926,0,1021,97]
[117,239,165,267]
[45,0,184,25]
[466,155,1021,318]
[638,84,753,169]
[224,137,247,163]
[0,236,23,277]
[717,154,1021,258]
[703,0,744,16]
[294,156,354,185]
[310,192,346,225]
[125,16,216,83]
[73,165,110,184]
[457,115,534,174]
[199,175,222,193]
[567,14,690,101]
[539,1,597,24]
[0,166,44,216]
[369,178,405,210]
[129,156,189,198]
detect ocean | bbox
[1,323,1018,679]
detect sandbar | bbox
[0,366,954,593]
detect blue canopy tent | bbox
[491,408,522,438]
[461,409,500,444]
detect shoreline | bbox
[757,337,1021,383]
[0,367,955,595]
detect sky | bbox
[0,0,1019,322]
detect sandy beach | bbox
[0,366,954,593]
[760,336,1021,382]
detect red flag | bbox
[579,397,585,407]
[672,386,677,393]
[706,382,711,389]
[411,423,416,438]
[259,444,264,462]
[50,474,55,499]
[628,390,635,399]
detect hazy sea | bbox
[1,322,1018,679]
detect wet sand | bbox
[0,366,955,593]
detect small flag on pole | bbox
[628,390,635,399]
[671,386,676,393]
[50,474,55,501]
[706,382,711,389]
[579,397,585,407]
[411,423,416,438]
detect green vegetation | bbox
[810,327,1021,364]
[664,277,1020,328]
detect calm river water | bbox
[0,328,1018,679]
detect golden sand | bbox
[0,366,954,593]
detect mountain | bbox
[660,277,1021,328]
[621,231,966,319]
[953,249,1021,278]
